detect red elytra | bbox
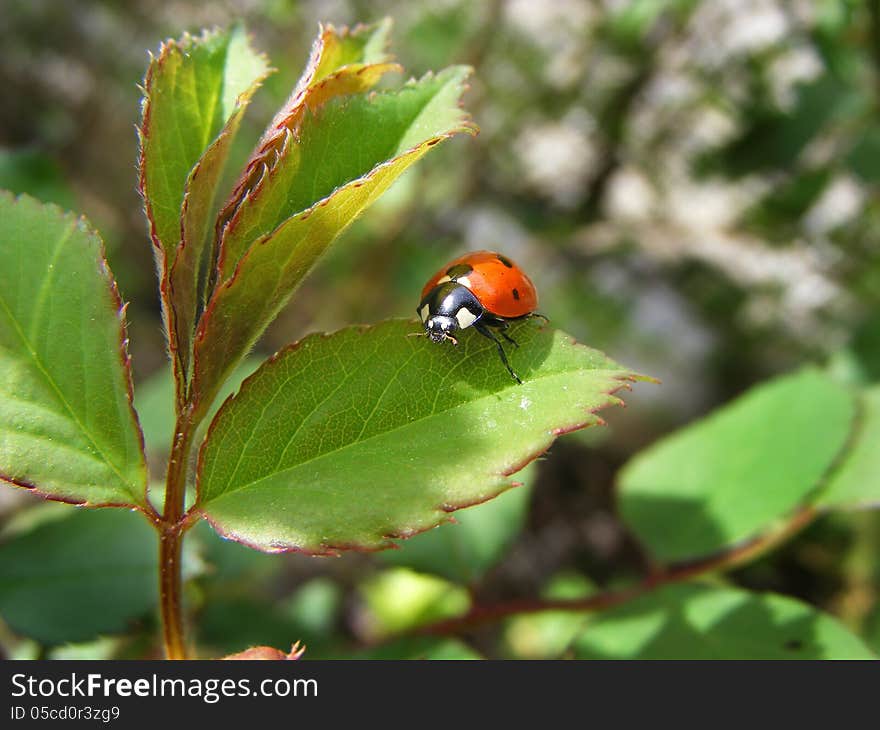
[420,250,538,318]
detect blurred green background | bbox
[0,0,878,658]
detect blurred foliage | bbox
[1,0,879,659]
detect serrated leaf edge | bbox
[189,110,476,419]
[213,58,404,277]
[0,192,150,513]
[192,319,638,555]
[137,26,272,398]
[169,56,273,385]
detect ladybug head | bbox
[418,282,484,346]
[425,315,459,345]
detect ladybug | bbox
[416,250,544,383]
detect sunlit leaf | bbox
[190,67,476,419]
[216,19,397,267]
[196,319,643,553]
[139,25,271,381]
[618,368,855,563]
[379,464,535,583]
[0,193,147,508]
[571,582,876,659]
[504,572,595,659]
[360,567,470,637]
[819,386,880,510]
[350,636,482,660]
[139,25,270,264]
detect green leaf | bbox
[196,319,642,553]
[197,576,342,658]
[135,358,261,460]
[359,567,470,637]
[310,19,394,81]
[215,20,399,280]
[139,25,270,381]
[0,193,147,508]
[379,464,535,583]
[571,582,876,659]
[505,572,595,659]
[349,636,482,660]
[618,368,856,563]
[0,509,157,644]
[139,25,270,263]
[818,386,880,510]
[0,149,76,210]
[190,67,476,418]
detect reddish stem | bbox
[415,505,817,638]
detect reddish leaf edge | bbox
[190,318,648,556]
[213,59,403,277]
[189,118,477,420]
[137,27,242,258]
[169,54,274,382]
[215,16,398,253]
[137,27,273,401]
[0,192,151,515]
[250,18,394,164]
[213,64,461,282]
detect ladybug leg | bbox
[528,312,550,326]
[494,319,520,348]
[475,323,522,384]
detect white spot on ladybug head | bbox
[436,275,452,285]
[455,307,478,329]
[456,275,472,290]
[419,304,430,322]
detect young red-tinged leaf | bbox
[0,193,147,508]
[618,368,856,564]
[818,385,880,510]
[139,25,270,384]
[215,19,397,252]
[195,319,647,554]
[222,641,305,660]
[191,67,476,418]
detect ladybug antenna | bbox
[407,331,427,339]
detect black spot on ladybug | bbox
[784,639,804,651]
[496,254,514,268]
[512,288,520,300]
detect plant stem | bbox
[414,505,817,638]
[158,408,196,660]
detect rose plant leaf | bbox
[135,357,261,460]
[139,25,271,382]
[191,67,476,417]
[349,637,482,660]
[139,24,270,263]
[379,463,536,583]
[0,193,147,508]
[0,509,157,645]
[215,18,397,250]
[196,319,646,553]
[818,385,880,510]
[618,368,856,564]
[571,582,876,659]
